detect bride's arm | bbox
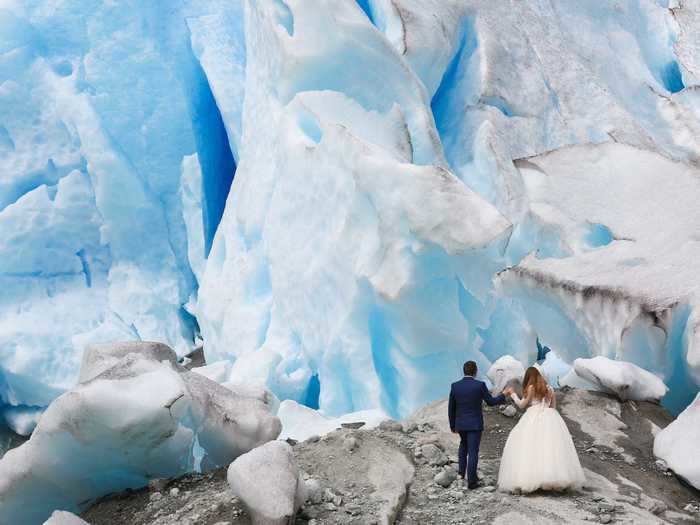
[510,386,533,409]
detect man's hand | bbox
[502,387,513,396]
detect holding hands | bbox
[502,386,514,396]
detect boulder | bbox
[421,443,448,466]
[434,468,458,488]
[184,371,282,469]
[487,356,525,394]
[227,441,306,525]
[572,357,668,402]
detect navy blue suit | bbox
[448,377,505,484]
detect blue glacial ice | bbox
[1,0,700,435]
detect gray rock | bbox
[501,405,517,418]
[597,502,615,513]
[305,478,324,504]
[599,514,612,524]
[654,459,668,471]
[169,487,180,497]
[148,478,169,492]
[482,486,496,493]
[421,444,448,466]
[683,503,700,513]
[227,441,306,525]
[343,436,358,452]
[340,422,365,429]
[379,419,404,432]
[648,500,667,515]
[434,469,458,488]
[307,435,320,443]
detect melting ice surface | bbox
[1,0,700,426]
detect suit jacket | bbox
[448,377,506,432]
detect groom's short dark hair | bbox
[463,360,477,376]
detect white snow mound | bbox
[573,357,668,402]
[43,511,90,525]
[654,392,700,490]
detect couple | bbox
[448,360,585,492]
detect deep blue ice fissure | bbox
[187,60,237,256]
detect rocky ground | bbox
[82,388,700,525]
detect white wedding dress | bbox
[498,387,586,493]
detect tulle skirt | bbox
[498,404,586,493]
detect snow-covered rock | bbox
[277,400,387,441]
[183,371,281,468]
[227,441,306,525]
[0,342,280,525]
[570,357,668,402]
[79,341,178,383]
[654,392,700,489]
[486,356,525,393]
[43,511,90,525]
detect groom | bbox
[448,360,511,489]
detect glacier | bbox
[1,0,700,445]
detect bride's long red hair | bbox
[523,366,549,399]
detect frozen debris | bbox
[654,392,700,490]
[487,356,525,394]
[227,441,306,525]
[572,357,668,402]
[0,344,280,524]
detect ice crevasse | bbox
[1,0,700,427]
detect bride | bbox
[498,366,586,493]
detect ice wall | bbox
[3,0,700,420]
[197,0,511,418]
[0,1,243,410]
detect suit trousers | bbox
[458,430,482,484]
